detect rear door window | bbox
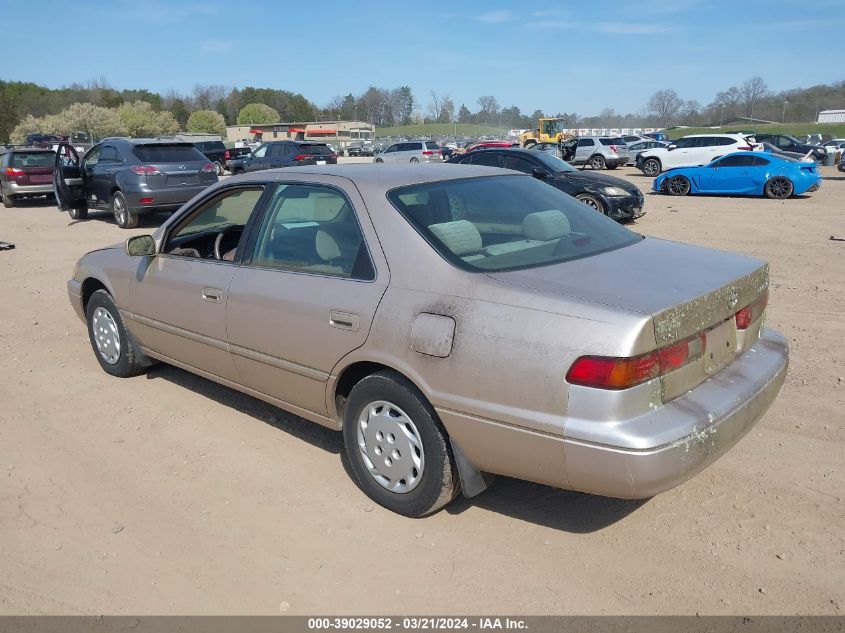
[716,137,738,146]
[505,155,538,174]
[470,152,502,167]
[599,138,625,146]
[714,155,756,167]
[577,139,595,147]
[99,146,121,163]
[132,144,206,163]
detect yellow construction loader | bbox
[519,118,575,147]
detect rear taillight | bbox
[609,145,619,153]
[294,154,307,161]
[5,167,24,176]
[201,163,215,172]
[329,153,337,159]
[737,145,752,151]
[735,291,768,330]
[567,332,706,390]
[423,151,434,155]
[224,150,230,160]
[130,165,161,175]
[139,197,154,205]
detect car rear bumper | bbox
[5,182,55,196]
[123,185,212,214]
[563,328,788,498]
[439,328,787,499]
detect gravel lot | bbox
[1,162,843,615]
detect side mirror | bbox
[532,168,550,180]
[667,144,677,151]
[125,234,156,257]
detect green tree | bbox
[169,99,190,128]
[116,101,179,137]
[186,109,226,136]
[237,102,280,125]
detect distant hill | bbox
[375,123,509,138]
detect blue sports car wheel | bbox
[666,175,691,196]
[764,176,793,200]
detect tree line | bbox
[2,76,844,142]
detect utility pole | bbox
[719,104,724,128]
[782,100,788,124]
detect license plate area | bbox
[704,319,737,375]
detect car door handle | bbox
[329,311,360,332]
[202,288,223,303]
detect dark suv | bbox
[54,138,218,228]
[193,140,228,175]
[230,141,337,174]
[0,146,57,207]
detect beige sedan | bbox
[67,164,788,516]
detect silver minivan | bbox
[374,140,442,164]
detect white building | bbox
[818,109,845,123]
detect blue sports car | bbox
[653,151,822,199]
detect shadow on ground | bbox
[146,364,646,532]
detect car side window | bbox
[165,187,265,260]
[714,155,755,167]
[577,139,594,147]
[470,152,501,168]
[253,145,269,158]
[753,157,771,167]
[249,184,374,280]
[83,146,102,168]
[386,145,397,153]
[99,146,120,164]
[505,155,538,174]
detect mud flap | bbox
[450,438,495,498]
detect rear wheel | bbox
[374,158,384,163]
[214,161,224,176]
[575,193,607,214]
[111,191,138,229]
[642,158,661,176]
[343,370,459,517]
[233,167,245,175]
[68,206,88,220]
[764,176,793,199]
[523,140,537,148]
[410,157,419,163]
[666,175,691,196]
[590,154,606,170]
[606,163,619,170]
[2,192,14,208]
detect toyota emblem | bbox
[178,164,186,170]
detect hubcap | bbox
[645,161,658,175]
[92,306,121,365]
[578,195,599,210]
[357,400,425,493]
[114,197,126,224]
[592,157,603,168]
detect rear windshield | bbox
[600,138,626,145]
[298,144,332,155]
[132,144,206,163]
[10,152,54,167]
[425,142,440,150]
[387,175,640,273]
[199,141,226,152]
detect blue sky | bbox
[1,0,842,116]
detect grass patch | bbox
[375,123,509,138]
[667,123,845,139]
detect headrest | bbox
[428,220,482,256]
[522,210,571,241]
[316,223,360,262]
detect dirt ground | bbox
[1,161,843,615]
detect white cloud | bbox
[475,10,513,23]
[597,22,677,34]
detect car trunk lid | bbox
[7,152,55,185]
[130,143,216,189]
[489,237,769,400]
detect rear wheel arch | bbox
[334,361,421,422]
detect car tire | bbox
[2,190,14,208]
[666,175,691,196]
[68,206,88,220]
[375,158,384,163]
[590,155,606,170]
[642,158,661,176]
[233,168,244,175]
[111,191,138,229]
[764,176,793,199]
[85,289,149,378]
[343,370,460,517]
[410,157,419,163]
[606,163,619,170]
[214,161,224,176]
[575,193,607,214]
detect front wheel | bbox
[575,193,607,214]
[68,206,88,220]
[112,191,138,229]
[764,176,793,199]
[86,289,148,377]
[590,154,606,170]
[410,157,419,163]
[642,158,661,177]
[343,370,459,517]
[374,158,384,163]
[666,175,691,196]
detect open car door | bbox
[53,143,87,213]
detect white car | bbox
[639,134,757,176]
[374,140,443,164]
